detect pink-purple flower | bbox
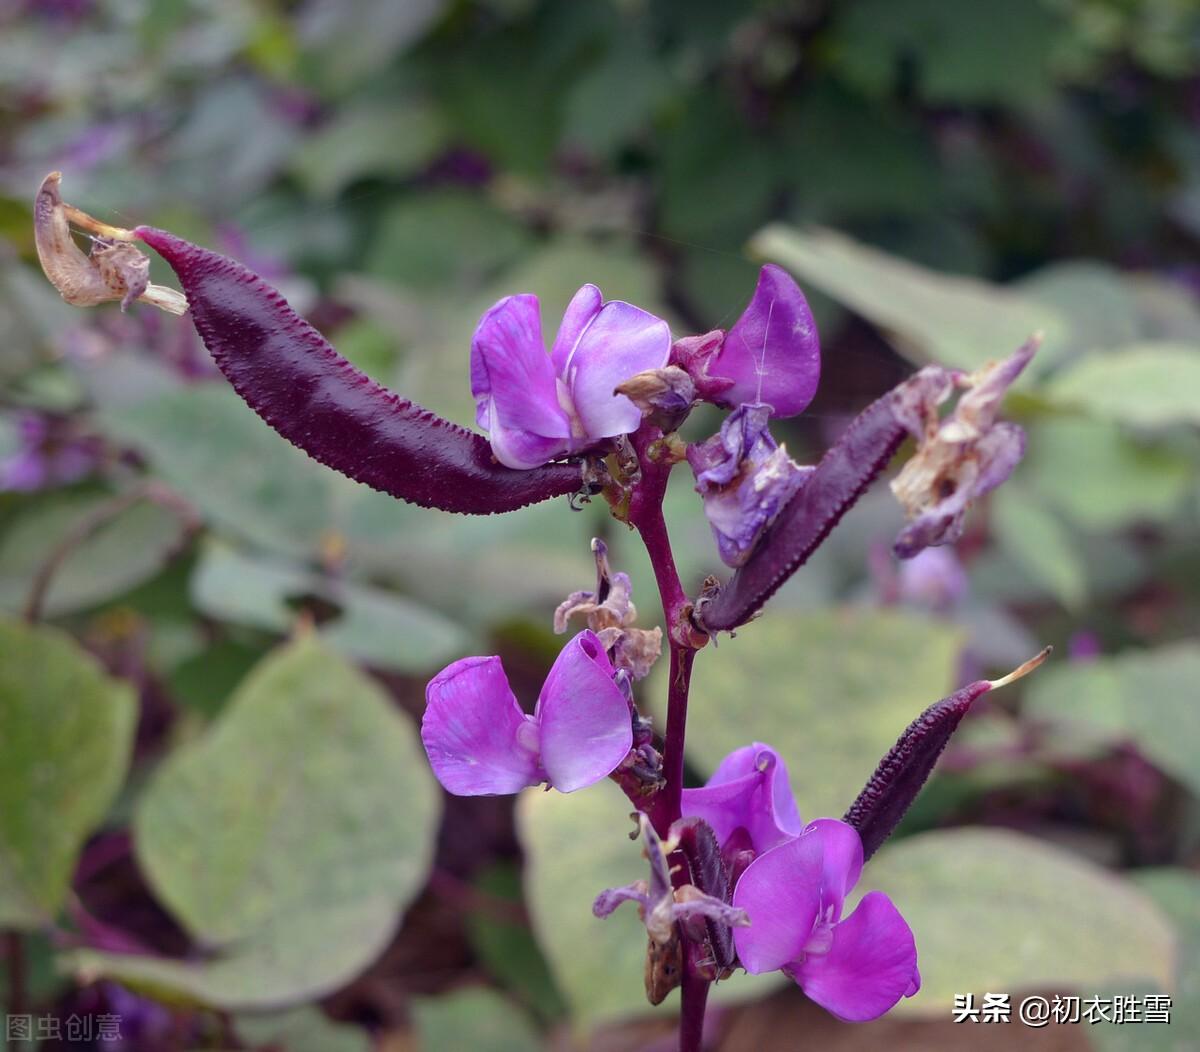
[732,818,921,1022]
[673,265,820,418]
[470,285,671,469]
[679,742,804,857]
[670,743,920,1022]
[421,629,633,795]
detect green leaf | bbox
[1024,642,1200,795]
[519,782,775,1030]
[1023,417,1193,530]
[1092,868,1200,1051]
[670,608,964,820]
[71,636,440,1008]
[750,225,1064,370]
[410,988,542,1052]
[100,384,335,560]
[1045,344,1200,427]
[0,492,188,618]
[190,541,469,673]
[290,101,446,198]
[1015,261,1141,356]
[235,1007,371,1052]
[988,486,1087,611]
[466,864,567,1022]
[863,828,1176,1016]
[0,618,136,927]
[365,190,533,292]
[563,40,674,156]
[832,0,1066,106]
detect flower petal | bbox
[802,819,864,922]
[422,655,542,795]
[791,890,919,1022]
[550,283,603,374]
[712,265,820,418]
[535,630,633,793]
[486,400,571,470]
[731,833,823,974]
[565,301,671,439]
[680,743,803,854]
[471,293,571,438]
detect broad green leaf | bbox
[365,190,533,292]
[673,608,964,820]
[235,1007,371,1052]
[750,224,1064,370]
[0,618,136,927]
[519,783,776,1030]
[0,492,188,618]
[1024,417,1192,530]
[72,636,440,1008]
[290,101,446,198]
[832,0,1065,106]
[100,384,335,560]
[1093,868,1200,1051]
[411,988,542,1052]
[466,864,567,1022]
[1045,344,1200,427]
[190,541,469,673]
[1016,261,1141,356]
[863,828,1175,1016]
[1024,643,1200,795]
[989,486,1087,611]
[563,41,674,156]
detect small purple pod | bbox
[135,226,584,514]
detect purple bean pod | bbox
[134,227,585,514]
[696,386,913,633]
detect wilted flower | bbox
[470,284,671,469]
[554,538,662,679]
[688,403,811,567]
[891,338,1037,558]
[594,814,749,946]
[34,172,186,315]
[732,818,920,1022]
[421,629,632,795]
[673,265,820,418]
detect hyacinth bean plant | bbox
[36,172,1051,1051]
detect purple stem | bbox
[679,969,710,1052]
[626,427,692,833]
[627,426,712,1051]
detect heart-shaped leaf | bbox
[0,617,136,927]
[70,635,440,1008]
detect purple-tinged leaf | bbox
[843,647,1051,861]
[134,227,584,514]
[698,367,955,632]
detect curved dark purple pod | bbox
[135,227,584,514]
[842,680,990,863]
[698,385,913,633]
[843,647,1050,861]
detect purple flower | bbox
[680,742,804,857]
[732,818,920,1022]
[0,411,102,492]
[470,285,671,469]
[674,265,820,418]
[891,338,1037,558]
[896,547,969,613]
[421,629,633,795]
[688,403,811,567]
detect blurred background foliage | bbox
[1,0,1198,1049]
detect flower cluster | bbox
[600,743,921,1022]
